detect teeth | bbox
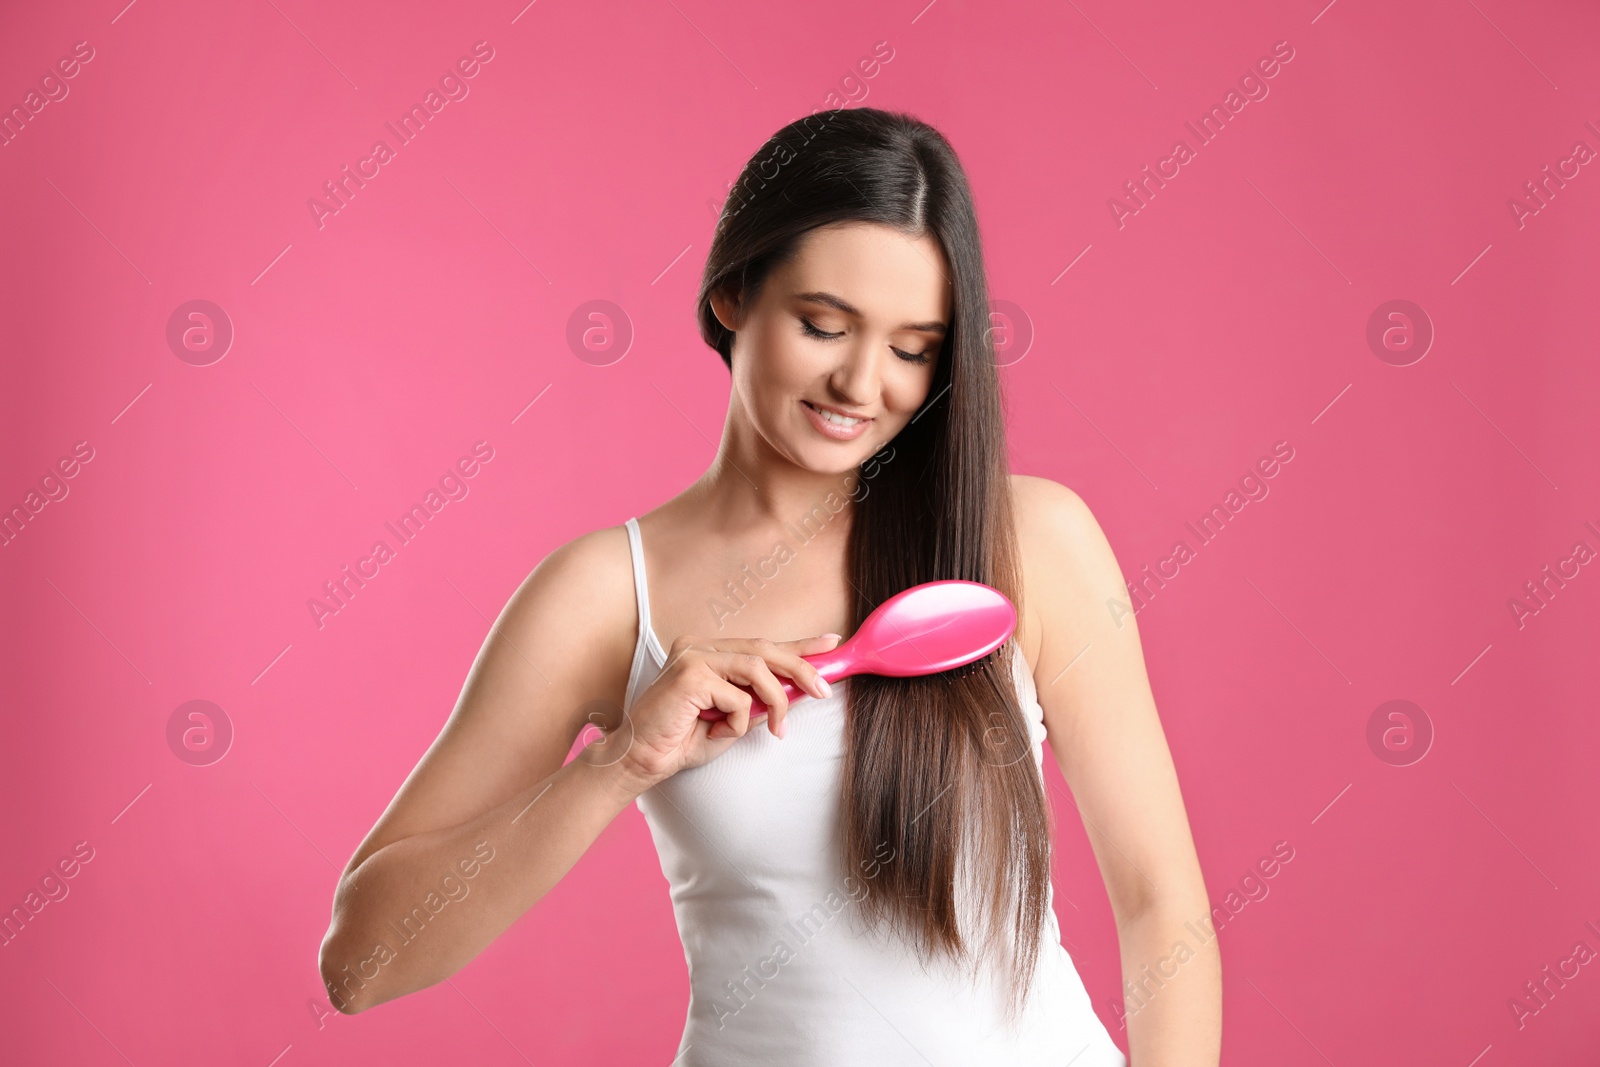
[810,403,863,427]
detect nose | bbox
[828,339,883,407]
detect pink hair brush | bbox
[698,579,1017,722]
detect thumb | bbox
[781,632,842,651]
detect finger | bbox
[707,710,768,741]
[703,692,767,740]
[710,650,791,720]
[766,634,841,699]
[765,699,788,740]
[702,670,756,739]
[704,652,784,716]
[729,636,837,701]
[720,647,793,739]
[767,639,838,700]
[772,632,843,652]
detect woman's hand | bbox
[611,633,840,788]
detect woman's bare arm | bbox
[317,525,647,1014]
[1013,474,1222,1067]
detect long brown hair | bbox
[695,107,1052,1021]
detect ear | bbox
[708,283,744,333]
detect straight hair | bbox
[694,106,1052,1022]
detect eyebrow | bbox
[793,290,947,335]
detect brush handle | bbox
[696,646,856,722]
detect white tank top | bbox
[622,517,1128,1066]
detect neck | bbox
[686,395,865,537]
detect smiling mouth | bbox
[803,400,872,427]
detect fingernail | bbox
[775,717,788,739]
[818,676,833,698]
[823,632,842,641]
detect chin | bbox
[797,451,861,474]
[794,440,873,475]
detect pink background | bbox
[3,0,1597,1063]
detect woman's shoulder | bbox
[1007,473,1099,552]
[516,521,637,601]
[492,521,646,698]
[1007,472,1121,585]
[1007,474,1127,667]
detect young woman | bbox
[319,107,1220,1065]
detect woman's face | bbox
[712,221,951,474]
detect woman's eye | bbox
[800,315,931,365]
[798,316,842,340]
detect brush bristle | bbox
[939,648,1001,681]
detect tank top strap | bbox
[623,517,653,637]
